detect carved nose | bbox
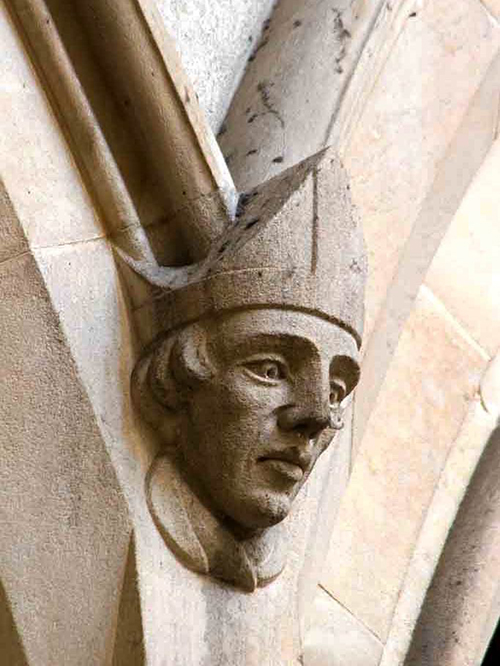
[278,404,331,440]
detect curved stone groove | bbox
[404,426,500,666]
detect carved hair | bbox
[149,322,216,409]
[131,322,216,440]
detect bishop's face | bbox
[176,309,360,531]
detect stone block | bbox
[0,248,130,664]
[321,286,489,640]
[425,139,500,357]
[344,0,500,341]
[380,392,499,665]
[156,0,275,130]
[404,425,500,666]
[0,4,103,248]
[302,587,383,666]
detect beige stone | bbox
[0,247,130,665]
[352,34,500,455]
[480,0,500,19]
[321,286,489,640]
[344,0,500,343]
[0,5,103,248]
[404,420,500,665]
[380,393,499,665]
[3,0,500,663]
[425,139,500,357]
[219,0,389,192]
[155,0,275,130]
[303,587,383,666]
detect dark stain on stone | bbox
[293,19,302,28]
[248,114,258,123]
[350,259,362,274]
[257,81,285,129]
[256,37,269,52]
[409,11,417,17]
[333,9,352,73]
[272,156,284,164]
[247,149,258,156]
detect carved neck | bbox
[146,453,289,591]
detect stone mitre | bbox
[119,148,367,347]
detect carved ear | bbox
[160,324,214,390]
[131,349,179,446]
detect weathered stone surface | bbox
[156,0,275,130]
[426,139,500,357]
[0,5,103,248]
[0,247,130,664]
[219,0,388,191]
[321,286,489,640]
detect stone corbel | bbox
[6,0,367,596]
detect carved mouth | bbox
[258,452,311,482]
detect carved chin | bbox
[234,490,295,530]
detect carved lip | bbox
[258,450,311,475]
[261,459,304,482]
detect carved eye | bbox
[244,359,286,383]
[329,377,347,406]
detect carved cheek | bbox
[222,371,290,412]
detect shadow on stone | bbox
[112,534,146,666]
[405,427,500,665]
[0,578,28,666]
[483,619,499,666]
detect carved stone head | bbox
[128,150,366,590]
